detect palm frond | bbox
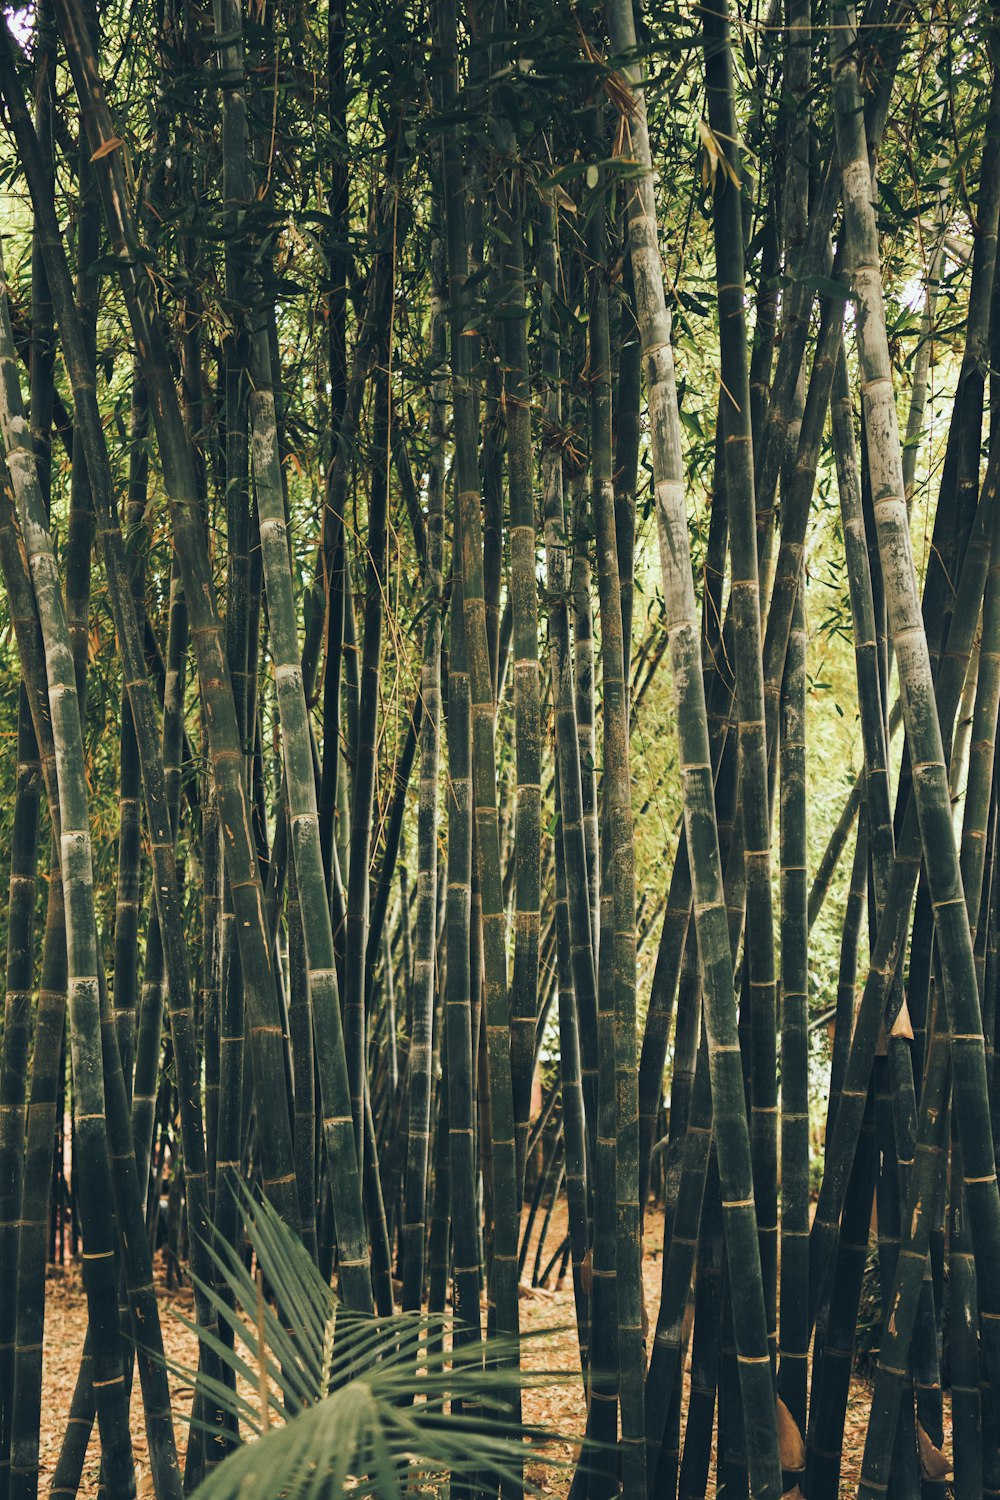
[179,1182,570,1500]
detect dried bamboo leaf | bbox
[776,1396,806,1471]
[917,1423,951,1479]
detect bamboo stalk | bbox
[9,854,64,1500]
[701,0,780,1365]
[401,220,447,1311]
[444,554,482,1349]
[0,710,41,1500]
[497,164,542,1199]
[604,2,782,1491]
[437,0,521,1457]
[587,133,645,1498]
[777,575,808,1454]
[540,200,592,1376]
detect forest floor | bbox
[38,1203,902,1497]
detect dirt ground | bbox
[37,1204,895,1497]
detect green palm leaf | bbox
[176,1183,569,1500]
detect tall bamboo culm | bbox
[604,2,782,1493]
[436,0,522,1468]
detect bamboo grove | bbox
[0,0,999,1493]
